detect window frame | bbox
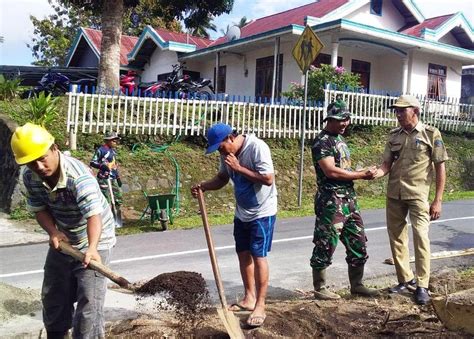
[370,0,382,16]
[427,63,447,100]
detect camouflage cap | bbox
[324,99,351,122]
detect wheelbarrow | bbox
[141,193,176,230]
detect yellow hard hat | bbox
[10,123,55,165]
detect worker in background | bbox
[10,123,116,338]
[90,132,123,227]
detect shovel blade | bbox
[217,307,245,339]
[115,208,123,228]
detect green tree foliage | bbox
[28,0,101,66]
[189,15,216,38]
[28,0,181,67]
[282,64,361,102]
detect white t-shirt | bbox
[219,134,278,222]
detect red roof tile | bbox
[154,28,214,49]
[399,14,454,37]
[83,28,138,65]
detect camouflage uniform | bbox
[310,130,368,270]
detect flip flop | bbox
[228,303,254,312]
[246,314,266,328]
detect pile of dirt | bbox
[0,282,41,322]
[108,269,474,338]
[133,271,211,336]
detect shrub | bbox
[282,64,361,102]
[0,75,21,101]
[23,91,60,127]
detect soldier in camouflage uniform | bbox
[310,99,379,300]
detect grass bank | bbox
[2,99,473,234]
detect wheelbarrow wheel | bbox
[159,209,168,231]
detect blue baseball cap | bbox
[206,123,233,154]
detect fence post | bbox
[69,85,78,150]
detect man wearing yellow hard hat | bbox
[10,123,116,338]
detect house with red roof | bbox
[69,0,474,100]
[65,27,138,69]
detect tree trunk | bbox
[98,0,123,92]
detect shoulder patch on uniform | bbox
[434,139,444,147]
[389,127,401,134]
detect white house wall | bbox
[408,50,463,98]
[345,2,406,31]
[141,49,178,83]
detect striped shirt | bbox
[23,152,116,250]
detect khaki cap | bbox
[389,95,421,108]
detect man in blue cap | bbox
[191,123,277,328]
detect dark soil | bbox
[107,268,474,338]
[135,271,210,313]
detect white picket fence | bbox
[66,88,474,139]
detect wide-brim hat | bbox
[389,95,421,108]
[104,132,120,140]
[205,123,233,154]
[323,99,351,122]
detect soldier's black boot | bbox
[313,268,341,300]
[348,265,380,297]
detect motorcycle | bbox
[22,70,96,99]
[144,63,214,99]
[120,70,138,95]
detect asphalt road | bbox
[1,199,473,300]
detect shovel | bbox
[107,178,123,228]
[58,241,132,290]
[196,188,245,339]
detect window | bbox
[370,0,382,16]
[255,54,283,99]
[312,53,343,68]
[351,59,371,92]
[213,66,227,93]
[427,63,447,99]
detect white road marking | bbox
[1,216,473,279]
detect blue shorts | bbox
[233,215,276,257]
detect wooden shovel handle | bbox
[58,241,131,289]
[196,188,229,309]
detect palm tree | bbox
[189,15,217,38]
[235,16,249,28]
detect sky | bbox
[0,0,473,66]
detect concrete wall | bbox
[408,50,463,98]
[141,49,179,83]
[0,115,21,213]
[346,2,406,31]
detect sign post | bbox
[292,25,324,206]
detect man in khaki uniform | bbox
[374,95,448,305]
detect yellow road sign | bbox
[292,26,324,73]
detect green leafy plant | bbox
[23,91,60,127]
[0,75,22,101]
[282,64,361,102]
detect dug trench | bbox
[104,268,474,338]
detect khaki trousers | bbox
[386,197,431,288]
